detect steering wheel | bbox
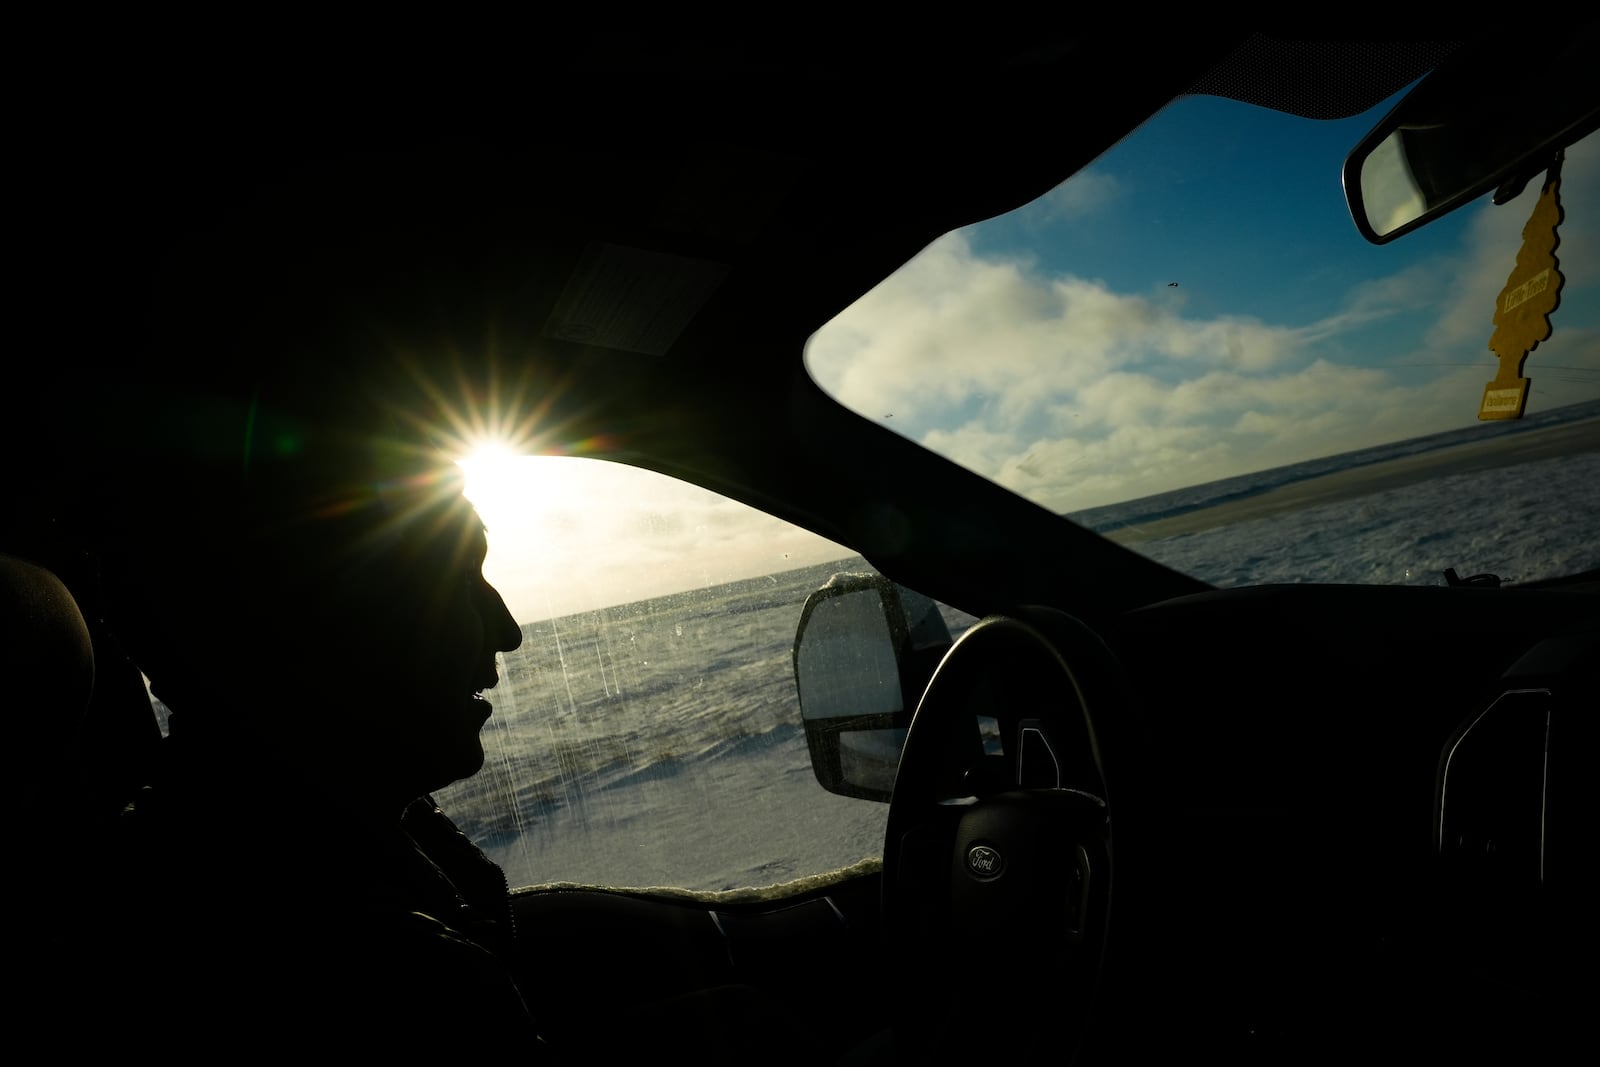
[881,608,1132,1065]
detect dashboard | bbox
[1101,581,1595,1055]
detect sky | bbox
[466,89,1599,622]
[462,453,849,622]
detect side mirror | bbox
[1343,28,1598,244]
[791,572,952,802]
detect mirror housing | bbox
[1343,28,1599,244]
[791,572,952,802]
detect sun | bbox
[457,441,534,524]
[455,440,610,534]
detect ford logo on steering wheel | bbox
[965,844,1003,879]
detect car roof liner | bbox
[19,23,1471,416]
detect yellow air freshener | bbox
[1480,156,1566,420]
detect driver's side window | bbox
[433,456,973,892]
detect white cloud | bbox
[919,423,1026,479]
[1304,261,1449,344]
[1034,168,1122,223]
[806,231,1305,443]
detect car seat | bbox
[3,551,165,1031]
[3,549,164,822]
[2,552,96,808]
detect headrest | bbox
[1,553,95,803]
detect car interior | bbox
[7,17,1595,1065]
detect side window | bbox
[432,455,975,892]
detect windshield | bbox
[805,90,1599,587]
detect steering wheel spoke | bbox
[882,612,1130,1065]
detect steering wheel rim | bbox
[882,608,1131,1065]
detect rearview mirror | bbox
[1343,28,1599,244]
[791,573,952,802]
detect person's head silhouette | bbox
[97,415,522,812]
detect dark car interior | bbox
[8,18,1594,1064]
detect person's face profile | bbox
[294,489,524,796]
[340,492,521,793]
